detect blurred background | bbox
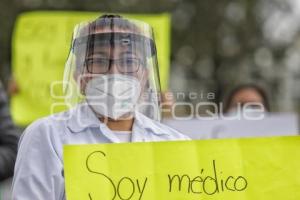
[0,1,300,198]
[0,0,299,116]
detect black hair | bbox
[99,14,122,18]
[223,83,271,113]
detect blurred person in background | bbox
[12,14,189,200]
[0,80,19,181]
[222,83,271,115]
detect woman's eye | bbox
[126,59,134,64]
[97,59,108,64]
[123,58,137,65]
[89,58,107,65]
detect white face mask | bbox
[85,74,141,120]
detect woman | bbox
[12,14,189,200]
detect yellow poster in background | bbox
[11,11,171,126]
[64,136,300,200]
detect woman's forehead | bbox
[88,45,143,58]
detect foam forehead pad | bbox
[72,32,156,58]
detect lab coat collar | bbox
[67,104,171,140]
[67,103,101,133]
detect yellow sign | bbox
[64,136,300,200]
[11,11,171,126]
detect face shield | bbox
[63,16,162,121]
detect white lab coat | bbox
[12,104,189,200]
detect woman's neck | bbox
[100,117,134,132]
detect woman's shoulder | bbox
[20,108,75,142]
[135,113,190,141]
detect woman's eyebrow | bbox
[119,51,139,58]
[87,51,108,58]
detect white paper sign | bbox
[163,113,299,139]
